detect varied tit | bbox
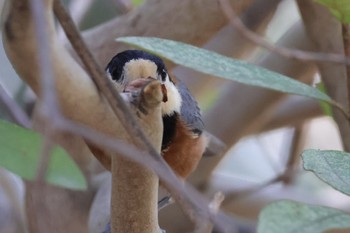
[105,50,207,178]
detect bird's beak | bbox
[123,77,168,103]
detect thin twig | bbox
[30,0,59,177]
[30,0,60,119]
[35,138,54,183]
[29,1,60,231]
[219,0,350,120]
[219,0,350,65]
[224,146,300,204]
[194,192,225,233]
[342,24,350,111]
[0,84,32,128]
[283,125,304,185]
[224,175,283,204]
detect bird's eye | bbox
[160,69,167,82]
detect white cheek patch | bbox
[162,77,182,115]
[123,59,158,82]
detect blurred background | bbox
[1,0,349,232]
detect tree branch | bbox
[219,0,350,65]
[342,24,350,113]
[0,83,32,128]
[79,0,255,67]
[111,81,163,233]
[192,22,316,188]
[173,0,280,98]
[261,96,323,132]
[297,0,350,151]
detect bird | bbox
[103,49,207,179]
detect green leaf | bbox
[132,0,144,6]
[117,37,332,104]
[0,119,87,190]
[258,200,350,233]
[315,0,350,24]
[316,82,333,117]
[302,149,350,196]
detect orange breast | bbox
[162,119,207,178]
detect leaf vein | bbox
[322,155,350,188]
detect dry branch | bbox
[111,81,164,233]
[191,22,316,188]
[0,84,32,128]
[173,0,280,96]
[79,0,255,68]
[297,0,350,151]
[261,96,323,132]
[219,0,350,65]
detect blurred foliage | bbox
[0,119,87,190]
[258,200,350,233]
[80,0,119,30]
[132,0,144,6]
[303,149,350,196]
[258,149,350,232]
[316,82,333,117]
[315,0,350,24]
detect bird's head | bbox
[106,50,182,116]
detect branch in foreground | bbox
[111,80,163,233]
[29,0,60,193]
[0,84,32,128]
[80,0,255,67]
[342,24,350,113]
[297,0,350,151]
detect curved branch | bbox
[79,0,255,67]
[297,0,350,151]
[173,0,280,96]
[191,22,316,188]
[219,0,350,65]
[111,81,164,233]
[261,96,323,132]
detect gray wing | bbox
[177,79,204,134]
